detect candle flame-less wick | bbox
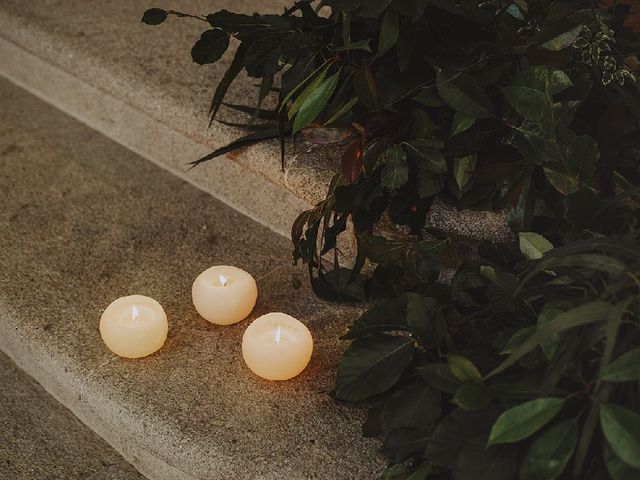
[274,326,282,344]
[219,274,228,287]
[131,305,139,324]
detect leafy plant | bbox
[144,1,640,478]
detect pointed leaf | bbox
[520,419,579,480]
[601,348,640,382]
[453,155,476,190]
[519,232,554,260]
[488,301,611,378]
[437,70,496,119]
[292,70,340,134]
[601,404,640,469]
[402,140,447,174]
[450,112,475,138]
[141,8,168,25]
[335,334,414,402]
[488,398,565,445]
[191,29,230,65]
[377,8,399,57]
[448,354,482,382]
[452,383,491,411]
[208,43,248,125]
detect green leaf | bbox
[502,85,552,134]
[406,294,446,349]
[452,383,491,411]
[324,97,357,126]
[402,140,447,174]
[288,64,330,120]
[335,334,414,402]
[448,354,482,382]
[335,38,372,52]
[416,363,460,394]
[191,29,230,65]
[437,70,496,119]
[537,306,563,360]
[382,382,441,434]
[541,25,583,51]
[605,441,640,480]
[292,70,340,134]
[342,298,409,339]
[381,427,430,463]
[518,232,554,260]
[520,419,579,480]
[601,348,640,382]
[427,407,502,469]
[208,43,247,125]
[454,440,517,480]
[488,301,611,378]
[377,8,399,58]
[380,146,409,190]
[449,112,475,138]
[141,8,168,25]
[453,155,477,191]
[500,326,536,355]
[487,398,565,446]
[601,404,640,469]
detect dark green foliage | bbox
[144,1,640,478]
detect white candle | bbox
[99,295,168,358]
[192,265,257,325]
[242,312,313,381]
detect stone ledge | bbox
[0,78,385,479]
[0,0,511,245]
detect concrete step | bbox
[0,350,145,480]
[0,0,511,245]
[0,78,385,479]
[0,0,323,239]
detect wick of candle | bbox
[219,274,228,287]
[274,326,282,344]
[131,305,139,325]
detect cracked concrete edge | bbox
[0,34,310,241]
[0,306,190,480]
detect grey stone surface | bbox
[0,350,146,480]
[0,78,385,479]
[0,0,511,244]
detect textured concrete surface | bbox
[0,351,146,480]
[0,0,510,243]
[0,78,385,479]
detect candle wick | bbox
[219,274,228,287]
[274,326,282,344]
[131,305,139,325]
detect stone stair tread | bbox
[0,350,145,480]
[0,0,336,239]
[0,78,384,479]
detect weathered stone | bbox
[0,0,511,243]
[0,351,145,480]
[0,78,385,480]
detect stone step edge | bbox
[0,34,310,240]
[0,316,184,480]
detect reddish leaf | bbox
[342,140,364,183]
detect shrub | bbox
[144,2,640,478]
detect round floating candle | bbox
[99,295,168,359]
[192,265,258,325]
[242,312,313,381]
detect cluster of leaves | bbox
[143,1,640,478]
